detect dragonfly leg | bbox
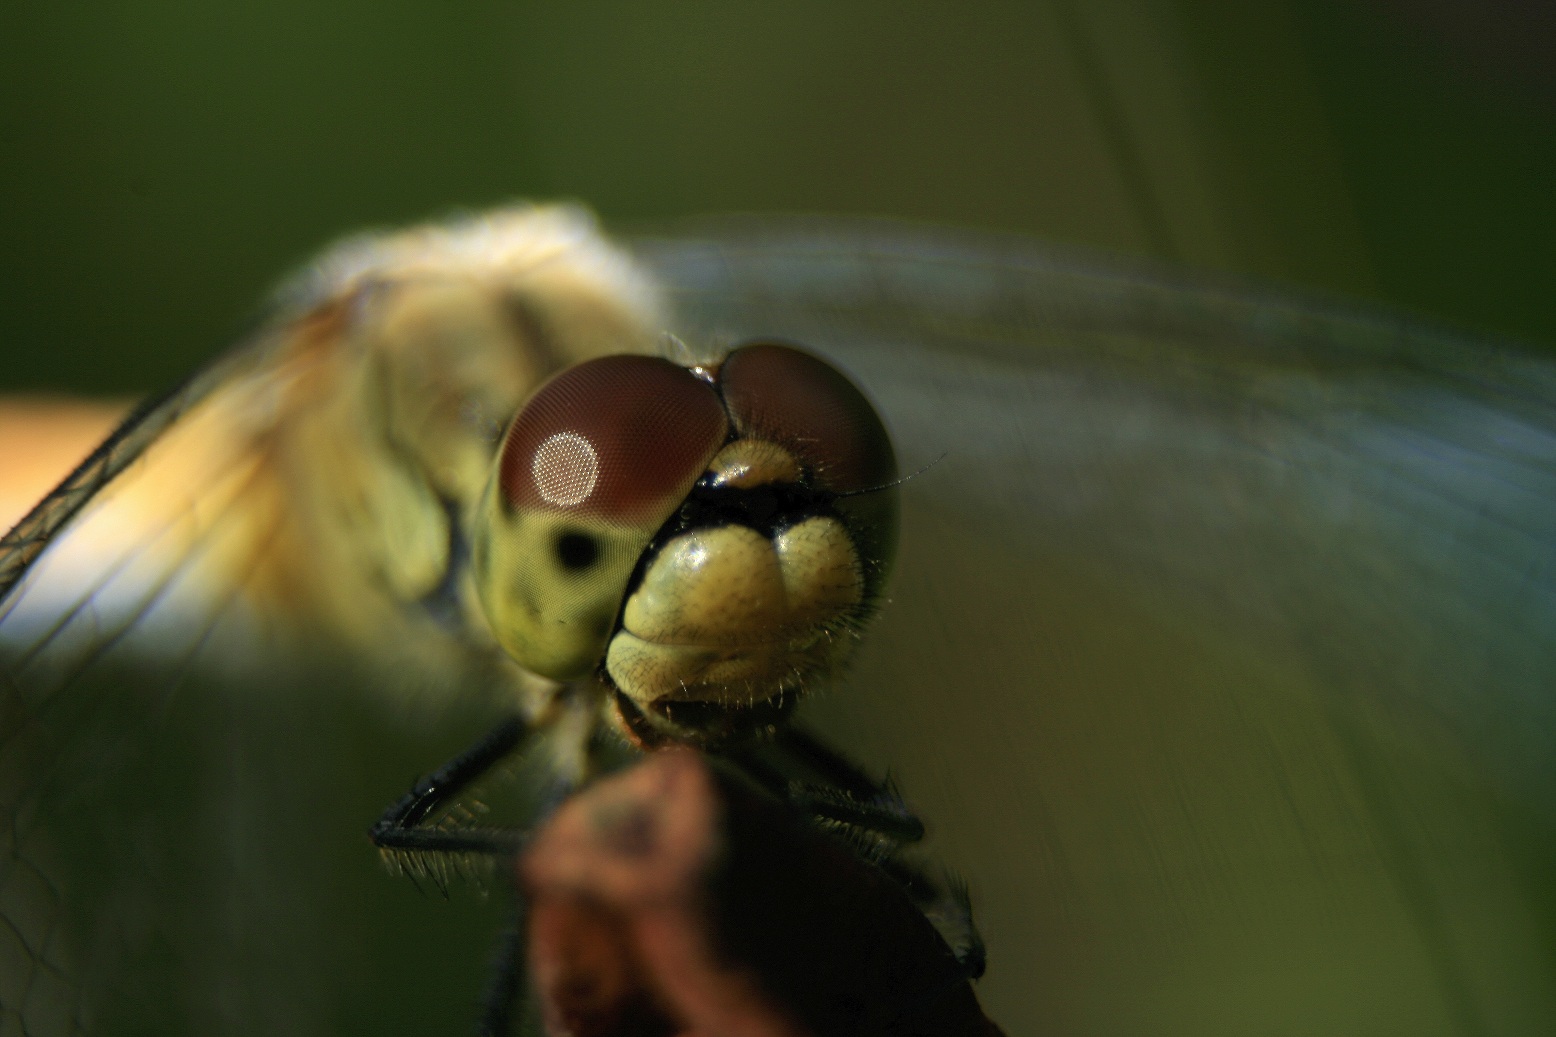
[915,870,988,980]
[372,715,534,1036]
[773,724,902,796]
[369,713,532,858]
[727,724,927,844]
[783,777,926,843]
[844,834,986,979]
[475,907,527,1037]
[724,725,988,980]
[372,710,600,1037]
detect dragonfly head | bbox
[473,342,898,745]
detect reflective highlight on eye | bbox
[497,354,728,522]
[531,431,599,507]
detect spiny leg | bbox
[370,712,558,1037]
[369,713,532,858]
[719,724,926,845]
[721,724,987,979]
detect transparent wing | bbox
[0,327,330,1036]
[635,221,1556,1036]
[0,314,501,1037]
[0,327,295,685]
[0,208,668,1037]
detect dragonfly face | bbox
[476,344,897,745]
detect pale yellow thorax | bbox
[4,208,663,709]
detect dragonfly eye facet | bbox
[719,342,897,495]
[476,355,728,682]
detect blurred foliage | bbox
[0,0,1552,396]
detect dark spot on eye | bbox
[555,531,599,571]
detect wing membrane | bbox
[635,222,1556,1035]
[0,307,388,1037]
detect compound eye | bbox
[718,343,897,493]
[479,355,728,681]
[500,355,728,524]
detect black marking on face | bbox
[675,479,834,540]
[555,530,600,572]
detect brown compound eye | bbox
[717,343,897,493]
[477,355,729,681]
[499,355,728,525]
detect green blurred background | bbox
[1,0,1552,399]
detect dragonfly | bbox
[2,205,1554,1036]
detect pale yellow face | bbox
[608,489,865,704]
[472,343,898,744]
